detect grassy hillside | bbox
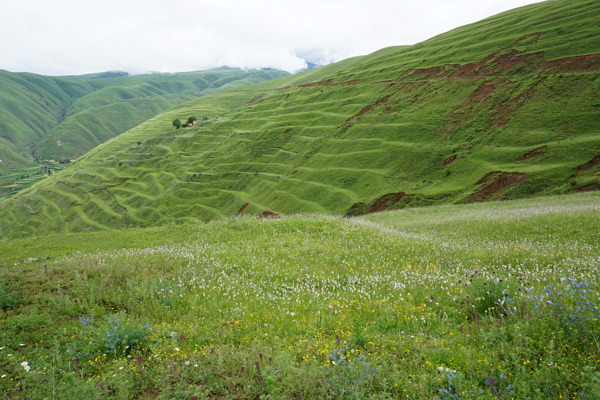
[0,193,598,398]
[1,0,599,239]
[0,69,288,200]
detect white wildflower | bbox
[21,361,31,372]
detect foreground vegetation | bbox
[1,193,598,399]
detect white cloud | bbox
[0,0,542,76]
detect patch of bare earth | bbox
[577,184,598,193]
[347,192,412,216]
[259,210,280,219]
[334,79,360,86]
[246,94,265,105]
[471,172,528,202]
[443,154,458,167]
[541,54,600,73]
[576,156,600,171]
[517,146,547,162]
[448,49,544,79]
[237,203,250,216]
[339,95,392,128]
[299,79,333,88]
[494,80,544,127]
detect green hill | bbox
[1,0,599,239]
[0,193,598,398]
[0,69,289,200]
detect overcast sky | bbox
[0,0,543,76]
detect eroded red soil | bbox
[259,210,280,218]
[299,79,333,88]
[443,154,458,167]
[517,146,547,162]
[541,54,600,73]
[577,184,598,192]
[237,203,250,215]
[471,172,528,202]
[576,156,600,171]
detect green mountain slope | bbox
[1,0,599,239]
[0,69,289,199]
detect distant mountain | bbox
[68,71,130,79]
[1,0,598,239]
[0,68,289,200]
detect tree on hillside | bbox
[172,119,181,129]
[187,116,196,124]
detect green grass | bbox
[1,0,599,239]
[0,192,598,399]
[0,69,289,199]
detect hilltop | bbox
[0,0,599,238]
[0,68,289,200]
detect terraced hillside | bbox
[1,0,599,238]
[0,69,288,200]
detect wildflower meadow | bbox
[0,193,598,399]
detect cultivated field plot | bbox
[0,193,598,399]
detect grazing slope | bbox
[0,69,289,200]
[1,0,599,238]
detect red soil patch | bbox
[334,79,360,86]
[438,80,498,138]
[495,50,543,72]
[449,49,544,79]
[471,172,528,202]
[396,81,427,93]
[514,32,542,43]
[384,106,392,114]
[443,154,458,167]
[517,146,547,162]
[366,192,406,214]
[463,82,496,105]
[369,80,395,85]
[577,183,598,192]
[494,80,543,127]
[439,122,460,140]
[407,66,452,80]
[576,156,600,171]
[474,83,496,101]
[237,203,250,216]
[260,210,281,219]
[246,94,265,105]
[340,95,392,127]
[283,129,292,135]
[299,79,333,88]
[541,54,600,73]
[347,192,410,216]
